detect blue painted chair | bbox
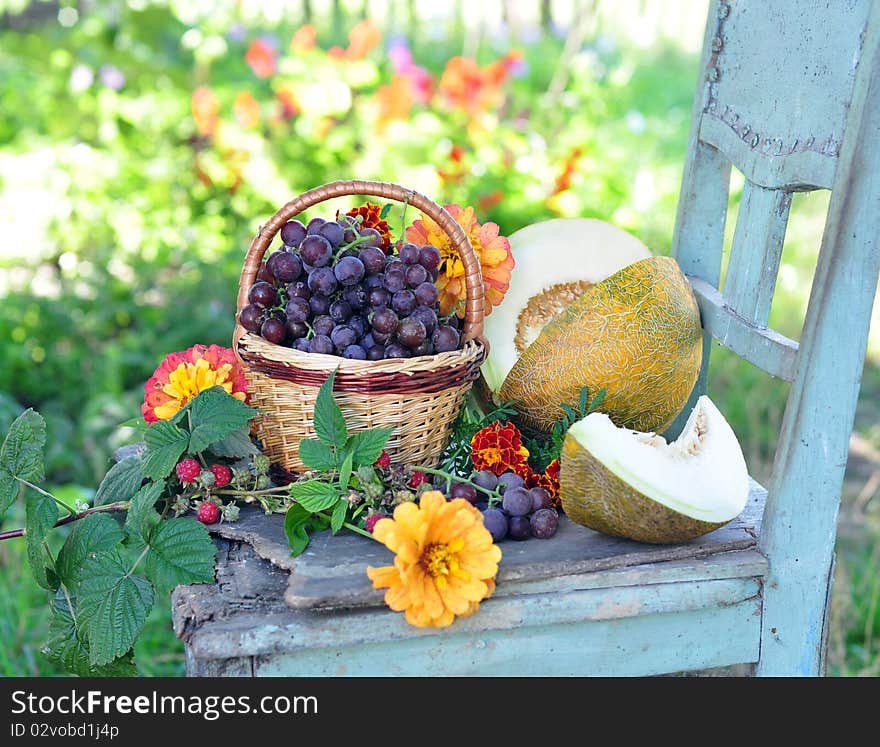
[172,0,880,676]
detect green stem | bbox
[17,478,76,516]
[212,486,291,497]
[408,465,504,506]
[125,545,151,579]
[343,521,375,540]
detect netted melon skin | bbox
[559,433,724,544]
[500,256,702,435]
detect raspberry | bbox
[197,501,220,525]
[374,450,391,469]
[365,513,388,534]
[176,457,202,484]
[407,470,428,489]
[209,464,232,487]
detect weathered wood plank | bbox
[757,2,880,676]
[723,181,791,328]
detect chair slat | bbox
[723,181,791,329]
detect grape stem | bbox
[407,465,504,507]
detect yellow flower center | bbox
[421,539,470,589]
[155,360,236,419]
[479,446,502,466]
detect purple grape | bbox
[308,266,338,295]
[367,287,391,308]
[330,325,357,350]
[239,304,264,332]
[482,508,508,541]
[257,262,275,284]
[359,246,387,275]
[530,509,559,539]
[286,320,308,339]
[312,315,336,336]
[405,264,428,288]
[280,219,307,246]
[293,337,311,352]
[396,317,426,348]
[398,243,420,264]
[508,515,531,541]
[432,324,460,353]
[472,470,499,492]
[429,267,440,282]
[319,221,345,246]
[360,332,376,349]
[358,227,383,248]
[372,330,392,345]
[385,259,405,275]
[410,339,435,357]
[502,486,532,517]
[363,273,384,290]
[384,343,409,358]
[392,290,417,316]
[285,297,310,323]
[268,251,303,283]
[414,282,439,307]
[342,284,367,310]
[529,487,553,512]
[329,300,352,323]
[371,308,399,335]
[337,248,359,260]
[309,294,331,316]
[287,281,310,300]
[341,219,358,244]
[334,256,365,286]
[497,472,525,493]
[450,482,478,504]
[342,344,367,360]
[349,315,367,338]
[300,235,333,267]
[383,269,406,293]
[248,281,277,308]
[306,217,327,235]
[411,306,438,334]
[418,244,441,271]
[366,345,385,361]
[309,334,334,355]
[260,317,286,344]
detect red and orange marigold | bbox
[470,421,530,476]
[343,202,393,253]
[142,345,248,424]
[525,459,561,508]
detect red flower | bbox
[343,202,393,253]
[525,459,561,508]
[470,421,530,476]
[245,39,277,79]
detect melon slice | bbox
[560,395,749,544]
[481,218,652,394]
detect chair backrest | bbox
[671,0,880,675]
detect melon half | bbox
[560,395,749,544]
[480,218,652,394]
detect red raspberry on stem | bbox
[365,513,388,534]
[197,502,221,525]
[176,457,202,484]
[374,450,391,469]
[209,464,232,488]
[407,470,428,489]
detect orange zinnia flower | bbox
[406,205,514,317]
[367,491,501,628]
[245,38,277,79]
[142,345,248,424]
[470,421,530,476]
[290,24,317,53]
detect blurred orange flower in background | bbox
[290,24,317,53]
[344,19,381,60]
[233,91,260,129]
[192,87,219,136]
[375,74,414,130]
[245,38,277,78]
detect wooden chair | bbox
[172,0,880,676]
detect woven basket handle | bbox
[233,180,486,352]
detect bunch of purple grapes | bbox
[442,470,560,542]
[238,215,464,360]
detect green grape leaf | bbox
[313,370,347,448]
[338,450,353,490]
[142,421,188,480]
[0,408,46,482]
[176,386,258,454]
[330,499,347,535]
[284,503,329,557]
[143,518,216,594]
[208,427,259,458]
[298,439,337,471]
[56,514,125,584]
[290,480,341,512]
[124,481,165,548]
[76,550,154,666]
[94,455,145,507]
[347,428,394,467]
[0,467,20,518]
[26,492,59,590]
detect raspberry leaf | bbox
[208,426,259,459]
[330,499,347,535]
[26,491,59,590]
[298,439,337,471]
[0,408,46,483]
[290,480,341,512]
[338,450,353,490]
[124,481,165,548]
[175,386,258,454]
[142,422,189,480]
[143,518,216,594]
[284,503,330,557]
[0,467,19,519]
[56,514,125,584]
[313,370,347,448]
[346,428,394,468]
[94,455,146,507]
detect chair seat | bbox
[172,481,768,676]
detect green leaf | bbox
[284,504,329,557]
[143,518,216,594]
[379,202,393,219]
[298,439,337,471]
[338,450,353,490]
[561,403,578,424]
[142,421,188,480]
[290,480,342,512]
[208,427,259,458]
[178,386,258,454]
[117,417,149,431]
[0,408,46,482]
[0,467,20,518]
[76,550,154,666]
[56,514,125,584]
[124,481,165,547]
[26,492,59,589]
[588,388,607,414]
[330,499,347,535]
[313,370,347,447]
[578,386,590,418]
[94,455,145,507]
[347,428,394,467]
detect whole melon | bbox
[481,218,652,395]
[500,255,702,434]
[560,395,749,544]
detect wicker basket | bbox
[232,180,487,474]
